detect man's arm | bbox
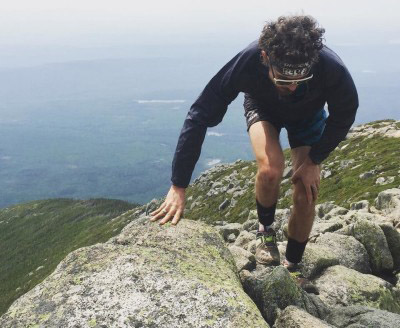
[171,44,256,187]
[150,41,258,226]
[308,62,359,164]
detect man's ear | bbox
[261,50,269,66]
[261,50,267,60]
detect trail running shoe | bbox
[255,228,280,266]
[282,259,319,295]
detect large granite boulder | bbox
[241,265,328,325]
[375,188,400,219]
[273,305,334,328]
[0,218,268,328]
[314,265,400,313]
[351,219,394,274]
[326,305,400,328]
[315,232,371,273]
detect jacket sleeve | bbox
[308,63,359,164]
[171,48,251,188]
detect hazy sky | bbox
[1,0,399,46]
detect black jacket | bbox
[171,40,359,188]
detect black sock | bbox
[256,198,276,226]
[285,237,308,264]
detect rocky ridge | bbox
[0,119,400,327]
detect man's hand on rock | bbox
[149,185,186,225]
[291,156,321,205]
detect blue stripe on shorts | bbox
[284,108,327,146]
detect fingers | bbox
[171,209,183,225]
[306,185,313,205]
[311,185,318,203]
[149,204,184,226]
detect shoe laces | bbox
[256,229,277,245]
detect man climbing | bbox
[150,15,358,293]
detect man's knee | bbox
[292,181,317,208]
[257,162,284,185]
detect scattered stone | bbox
[284,188,293,198]
[283,166,293,178]
[215,223,243,241]
[320,170,332,179]
[274,305,333,328]
[310,218,344,237]
[243,219,258,232]
[219,199,230,210]
[228,245,256,272]
[375,188,400,219]
[375,177,387,185]
[339,159,355,169]
[359,170,377,179]
[234,230,255,249]
[350,200,370,212]
[227,233,237,243]
[316,202,337,219]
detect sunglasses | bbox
[268,57,313,86]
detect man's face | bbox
[261,50,308,96]
[268,67,299,95]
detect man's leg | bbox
[280,145,320,294]
[288,146,318,243]
[249,121,284,265]
[248,121,285,230]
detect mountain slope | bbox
[184,119,400,225]
[0,198,138,316]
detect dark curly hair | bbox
[258,15,325,68]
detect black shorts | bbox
[244,97,327,148]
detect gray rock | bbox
[216,223,243,241]
[326,305,400,328]
[314,265,399,312]
[247,240,257,254]
[324,206,349,220]
[284,188,293,198]
[359,170,377,180]
[320,170,332,179]
[228,245,256,272]
[0,219,269,328]
[376,177,386,185]
[352,219,393,274]
[298,243,340,279]
[274,305,334,328]
[350,200,370,212]
[375,188,400,219]
[243,219,258,232]
[379,223,400,271]
[213,220,228,226]
[247,209,258,221]
[316,202,337,219]
[340,159,355,169]
[218,199,230,210]
[283,166,293,178]
[227,233,237,243]
[242,266,329,325]
[315,233,371,274]
[310,218,344,237]
[234,230,255,249]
